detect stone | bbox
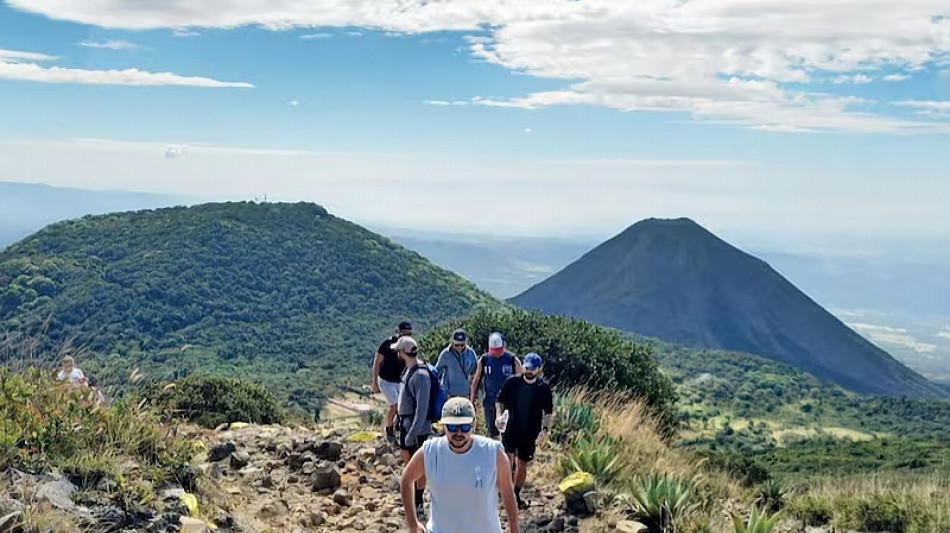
[617,520,648,533]
[179,516,209,533]
[332,489,352,506]
[208,442,237,462]
[35,477,77,511]
[309,511,326,527]
[312,465,342,492]
[230,451,250,470]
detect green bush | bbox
[625,473,700,533]
[731,506,783,533]
[786,493,834,526]
[0,367,192,479]
[551,394,600,444]
[419,308,677,429]
[559,435,627,486]
[142,374,286,428]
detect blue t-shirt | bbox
[481,351,516,402]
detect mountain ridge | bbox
[512,217,945,398]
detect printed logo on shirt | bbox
[474,466,484,488]
[502,364,513,375]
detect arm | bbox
[495,378,513,420]
[540,385,554,439]
[400,449,427,532]
[470,357,484,403]
[405,371,432,445]
[496,448,519,533]
[513,357,524,376]
[371,352,384,393]
[435,350,448,385]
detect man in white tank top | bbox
[400,397,520,533]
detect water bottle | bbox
[498,410,510,433]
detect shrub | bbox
[551,393,600,444]
[625,473,701,532]
[786,493,834,526]
[142,374,285,428]
[731,506,783,533]
[559,435,627,486]
[418,308,677,431]
[756,478,787,513]
[0,367,192,479]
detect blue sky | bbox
[1,0,949,250]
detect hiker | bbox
[372,320,413,445]
[400,397,520,533]
[56,356,87,389]
[87,375,108,405]
[495,352,554,510]
[435,328,478,398]
[395,335,435,517]
[470,332,522,440]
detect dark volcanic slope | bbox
[512,218,944,398]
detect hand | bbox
[372,382,381,394]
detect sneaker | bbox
[517,496,529,510]
[385,426,396,445]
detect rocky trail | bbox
[1,422,587,533]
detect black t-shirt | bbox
[377,335,406,383]
[496,376,553,437]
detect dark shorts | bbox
[502,430,538,462]
[397,416,429,453]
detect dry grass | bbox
[786,473,950,533]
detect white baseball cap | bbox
[488,332,505,355]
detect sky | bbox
[1,0,950,250]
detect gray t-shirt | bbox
[398,362,433,444]
[436,346,477,397]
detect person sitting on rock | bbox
[470,332,522,440]
[56,355,87,389]
[400,397,519,533]
[435,328,477,399]
[395,335,434,517]
[373,320,412,445]
[495,352,553,510]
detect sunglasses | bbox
[452,343,466,348]
[444,423,473,433]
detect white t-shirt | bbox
[57,368,85,385]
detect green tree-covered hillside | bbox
[0,202,497,415]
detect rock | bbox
[309,510,326,526]
[258,501,288,519]
[617,521,648,533]
[176,465,199,493]
[312,465,342,492]
[209,441,237,462]
[179,516,209,533]
[332,489,352,506]
[379,453,399,467]
[35,476,77,511]
[0,511,21,533]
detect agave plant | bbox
[551,395,599,444]
[559,435,627,486]
[756,478,787,513]
[731,506,783,533]
[626,474,700,532]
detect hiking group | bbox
[372,321,553,533]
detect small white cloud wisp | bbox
[0,47,254,87]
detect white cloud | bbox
[163,144,187,159]
[288,100,300,106]
[0,48,56,62]
[938,330,950,339]
[850,322,939,353]
[0,47,254,87]
[883,73,911,81]
[832,74,873,84]
[300,32,332,39]
[172,28,201,37]
[345,31,363,37]
[425,99,450,106]
[9,0,950,133]
[523,128,532,133]
[78,39,137,50]
[894,100,950,111]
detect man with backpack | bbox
[395,335,447,518]
[470,332,523,440]
[435,328,478,398]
